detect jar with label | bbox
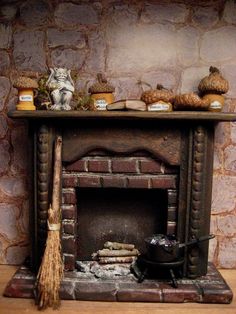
[89,73,115,110]
[13,76,38,110]
[198,67,229,112]
[147,100,172,112]
[141,84,175,112]
[202,94,224,112]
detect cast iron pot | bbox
[145,234,215,263]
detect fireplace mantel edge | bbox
[7,110,236,121]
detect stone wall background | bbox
[0,0,235,267]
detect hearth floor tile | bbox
[3,263,233,304]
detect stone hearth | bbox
[4,263,233,303]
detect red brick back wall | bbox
[61,155,178,270]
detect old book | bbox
[107,99,146,111]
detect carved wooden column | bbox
[33,124,54,268]
[187,124,214,278]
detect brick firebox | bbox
[61,155,178,270]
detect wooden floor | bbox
[0,265,236,314]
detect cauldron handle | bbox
[179,234,215,248]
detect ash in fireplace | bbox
[76,261,134,279]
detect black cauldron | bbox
[145,234,215,263]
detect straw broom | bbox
[36,135,63,310]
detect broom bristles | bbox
[37,230,63,309]
[36,136,63,310]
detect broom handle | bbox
[52,136,62,214]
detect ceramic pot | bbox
[202,94,225,112]
[16,88,37,110]
[91,92,114,110]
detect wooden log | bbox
[98,256,136,264]
[97,249,139,257]
[103,242,135,251]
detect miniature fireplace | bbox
[35,113,210,279]
[5,110,236,303]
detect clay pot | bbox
[91,92,114,110]
[89,73,115,110]
[202,94,225,112]
[198,66,229,95]
[13,76,38,110]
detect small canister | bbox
[13,76,38,110]
[198,66,229,112]
[89,73,115,110]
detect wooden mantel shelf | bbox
[8,110,236,121]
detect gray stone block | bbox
[0,50,10,73]
[177,26,200,67]
[47,29,86,48]
[84,31,106,73]
[13,30,46,71]
[55,3,99,27]
[19,0,49,27]
[223,0,236,24]
[0,76,10,110]
[0,24,12,49]
[200,26,236,62]
[51,48,86,70]
[106,24,177,74]
[224,145,236,172]
[192,6,219,28]
[11,126,28,173]
[212,175,236,214]
[180,66,209,93]
[0,203,19,240]
[0,140,10,175]
[222,64,236,98]
[0,5,17,21]
[0,114,7,139]
[0,176,27,198]
[141,3,188,23]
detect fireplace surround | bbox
[4,110,236,303]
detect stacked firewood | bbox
[92,241,140,264]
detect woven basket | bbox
[174,93,209,110]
